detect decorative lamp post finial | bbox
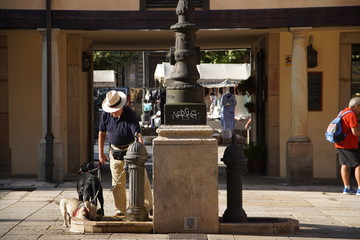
[163,0,206,125]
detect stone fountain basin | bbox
[220,217,299,235]
[71,216,299,235]
[70,216,153,233]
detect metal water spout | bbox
[123,135,149,221]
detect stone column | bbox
[286,28,313,185]
[0,36,11,175]
[38,29,64,182]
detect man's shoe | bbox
[343,187,356,195]
[356,189,360,196]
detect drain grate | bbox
[169,233,207,240]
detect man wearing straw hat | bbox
[98,90,153,216]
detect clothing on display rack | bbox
[220,92,237,139]
[209,93,221,119]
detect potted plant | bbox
[244,101,255,113]
[236,81,248,95]
[236,76,256,96]
[243,142,267,174]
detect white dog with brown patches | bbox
[59,197,103,227]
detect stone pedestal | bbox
[286,137,313,185]
[153,125,219,233]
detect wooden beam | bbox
[1,6,359,30]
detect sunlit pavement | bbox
[0,145,359,239]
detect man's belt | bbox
[111,143,132,150]
[110,143,133,160]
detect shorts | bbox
[337,148,360,167]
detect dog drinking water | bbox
[77,162,105,216]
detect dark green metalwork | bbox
[164,0,206,125]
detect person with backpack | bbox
[335,97,360,195]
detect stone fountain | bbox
[70,0,299,235]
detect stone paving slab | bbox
[109,233,168,239]
[0,183,359,240]
[1,149,360,240]
[208,235,235,240]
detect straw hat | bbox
[102,90,127,113]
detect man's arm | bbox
[98,131,108,164]
[138,133,144,144]
[351,127,360,136]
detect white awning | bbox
[93,70,116,88]
[154,62,251,88]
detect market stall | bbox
[154,62,251,88]
[154,62,252,144]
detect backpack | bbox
[325,110,352,143]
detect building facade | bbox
[1,0,360,181]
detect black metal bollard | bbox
[123,135,149,221]
[221,135,248,222]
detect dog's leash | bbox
[72,202,90,218]
[88,162,102,180]
[110,169,126,193]
[90,187,101,205]
[97,163,101,180]
[90,162,102,204]
[109,144,128,193]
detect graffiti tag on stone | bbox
[171,108,201,121]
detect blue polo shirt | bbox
[99,106,140,146]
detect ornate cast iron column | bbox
[123,136,149,221]
[164,0,206,125]
[221,136,248,222]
